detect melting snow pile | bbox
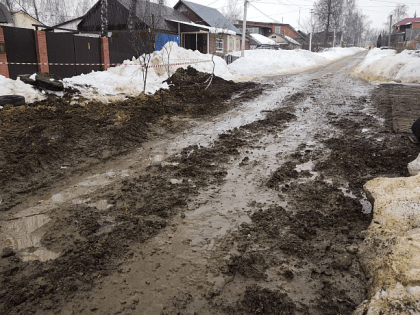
[63,42,235,101]
[228,47,365,77]
[353,159,420,314]
[353,48,420,83]
[0,75,46,104]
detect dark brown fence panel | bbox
[46,32,77,78]
[74,35,101,75]
[109,32,142,65]
[3,26,37,79]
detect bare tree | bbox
[313,0,343,46]
[127,0,157,93]
[388,4,408,25]
[221,0,241,24]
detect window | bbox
[246,27,259,34]
[216,38,224,52]
[275,26,281,34]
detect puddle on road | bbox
[1,214,60,262]
[0,170,131,261]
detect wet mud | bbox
[1,55,420,314]
[0,67,262,212]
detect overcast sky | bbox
[168,0,420,32]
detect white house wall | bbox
[12,12,43,29]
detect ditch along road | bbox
[1,52,419,315]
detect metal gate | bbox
[109,32,141,65]
[46,32,77,78]
[2,26,38,79]
[74,35,101,75]
[46,33,102,78]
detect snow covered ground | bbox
[1,43,365,103]
[0,75,46,106]
[228,47,365,78]
[353,48,420,83]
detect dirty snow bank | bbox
[63,42,235,101]
[228,47,365,77]
[353,48,420,83]
[0,75,46,104]
[353,172,420,314]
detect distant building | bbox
[311,31,343,48]
[393,17,420,43]
[235,20,306,45]
[268,33,301,50]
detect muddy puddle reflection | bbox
[1,214,60,261]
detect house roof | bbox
[274,33,300,46]
[53,16,84,28]
[250,33,276,45]
[118,0,190,32]
[395,17,420,26]
[174,0,241,34]
[0,3,14,24]
[79,0,191,33]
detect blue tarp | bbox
[155,34,180,51]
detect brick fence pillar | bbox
[0,28,10,78]
[35,30,49,73]
[101,37,110,71]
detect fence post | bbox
[101,37,110,71]
[0,27,10,78]
[35,30,49,73]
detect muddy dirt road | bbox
[1,53,419,315]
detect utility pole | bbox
[388,14,392,47]
[333,28,335,47]
[309,9,313,52]
[241,0,248,58]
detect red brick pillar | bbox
[35,30,49,73]
[0,28,10,78]
[101,37,110,71]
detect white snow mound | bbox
[0,75,46,103]
[353,48,420,83]
[228,47,364,77]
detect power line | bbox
[248,2,279,22]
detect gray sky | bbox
[168,0,420,32]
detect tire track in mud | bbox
[0,78,297,314]
[158,55,417,315]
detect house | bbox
[173,0,242,54]
[268,33,301,50]
[76,0,242,56]
[0,3,13,26]
[236,20,306,45]
[393,17,420,43]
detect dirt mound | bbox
[164,65,227,88]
